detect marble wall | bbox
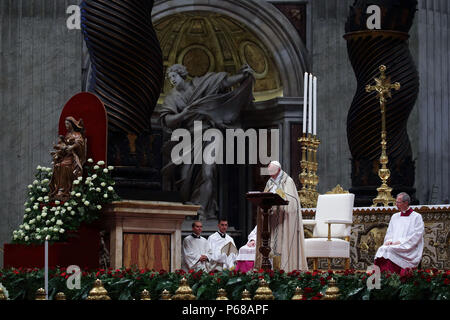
[0,0,82,266]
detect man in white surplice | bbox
[374,192,424,273]
[182,220,212,272]
[207,219,237,271]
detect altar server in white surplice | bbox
[374,192,425,273]
[207,219,237,271]
[182,220,212,272]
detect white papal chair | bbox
[303,192,355,270]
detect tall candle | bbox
[313,76,317,136]
[308,73,313,134]
[303,72,308,133]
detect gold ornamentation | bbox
[35,288,46,300]
[366,65,400,207]
[291,287,304,300]
[298,134,320,207]
[86,279,111,300]
[141,289,151,300]
[326,185,349,194]
[161,289,172,300]
[172,277,196,300]
[0,286,7,300]
[216,288,229,300]
[241,289,252,300]
[253,279,274,300]
[322,278,340,300]
[55,292,66,300]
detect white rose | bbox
[36,216,41,221]
[70,191,75,196]
[25,236,29,241]
[73,180,80,185]
[24,214,28,219]
[92,174,97,179]
[36,228,41,232]
[78,176,83,181]
[42,206,47,211]
[108,186,114,191]
[51,207,56,212]
[59,228,65,234]
[25,225,30,230]
[45,220,51,225]
[44,196,49,200]
[94,165,100,170]
[87,158,94,163]
[28,184,33,189]
[41,188,47,192]
[51,218,55,223]
[96,188,101,192]
[53,227,59,232]
[38,197,43,202]
[29,219,35,224]
[101,182,106,187]
[33,205,38,210]
[108,166,114,170]
[33,180,39,185]
[103,194,108,199]
[97,160,105,166]
[25,208,31,212]
[84,201,90,206]
[75,193,81,197]
[45,235,51,240]
[71,211,75,215]
[96,205,102,210]
[36,235,41,240]
[42,179,49,184]
[103,169,108,173]
[55,200,60,205]
[37,165,42,170]
[55,211,60,216]
[67,206,72,211]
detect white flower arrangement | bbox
[12,159,120,245]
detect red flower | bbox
[96,271,100,277]
[217,278,221,283]
[444,278,450,285]
[258,268,264,274]
[311,296,321,300]
[303,287,313,293]
[188,269,195,274]
[258,275,264,279]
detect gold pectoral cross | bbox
[366,65,400,207]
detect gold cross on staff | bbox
[366,65,400,107]
[366,65,401,207]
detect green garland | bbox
[0,268,448,300]
[12,159,120,245]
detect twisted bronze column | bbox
[344,0,419,206]
[81,0,165,199]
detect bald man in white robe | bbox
[374,192,424,273]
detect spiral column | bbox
[81,0,165,199]
[344,0,419,206]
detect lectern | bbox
[246,192,289,271]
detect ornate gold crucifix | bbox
[366,65,400,207]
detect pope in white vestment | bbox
[207,220,237,271]
[255,161,308,272]
[374,193,425,272]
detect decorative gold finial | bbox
[0,286,7,300]
[86,279,111,300]
[35,288,46,300]
[253,279,274,300]
[291,287,304,300]
[322,278,340,300]
[241,289,252,300]
[326,184,349,194]
[161,289,172,300]
[216,288,229,300]
[366,65,400,207]
[172,277,196,300]
[141,289,151,300]
[55,292,66,300]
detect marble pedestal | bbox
[102,200,199,271]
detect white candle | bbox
[308,73,313,134]
[303,72,308,133]
[313,76,317,136]
[45,240,48,300]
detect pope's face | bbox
[268,164,280,178]
[65,120,72,131]
[168,71,183,88]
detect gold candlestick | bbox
[298,133,320,207]
[366,65,400,207]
